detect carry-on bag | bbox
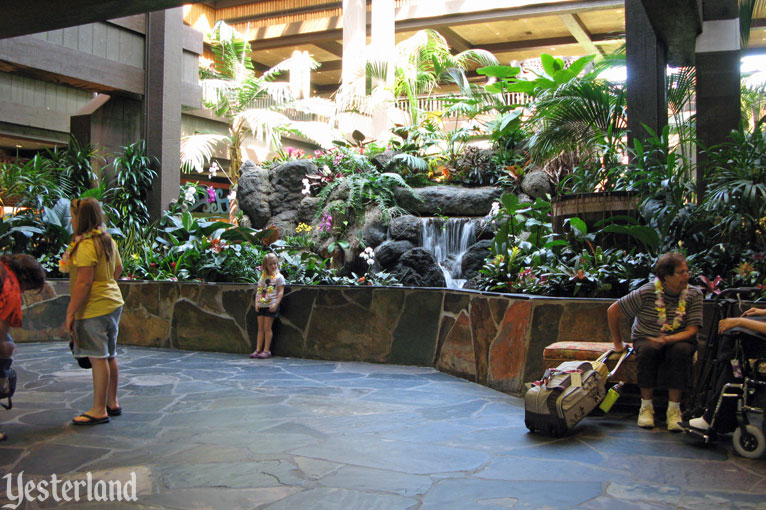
[524,348,632,436]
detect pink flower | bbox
[206,186,216,203]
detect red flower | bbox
[150,263,157,268]
[699,275,723,295]
[170,262,177,270]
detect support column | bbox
[342,0,366,90]
[371,0,395,88]
[625,0,667,149]
[144,8,183,220]
[695,0,740,200]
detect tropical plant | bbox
[314,171,414,224]
[701,125,766,252]
[364,30,498,124]
[181,21,335,187]
[44,136,100,198]
[108,140,158,232]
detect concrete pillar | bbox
[625,0,667,149]
[342,0,366,90]
[144,8,183,220]
[371,0,395,87]
[695,0,740,200]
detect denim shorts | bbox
[72,306,122,359]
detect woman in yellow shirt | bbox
[63,198,124,425]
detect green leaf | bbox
[476,65,520,79]
[566,217,588,235]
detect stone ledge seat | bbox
[542,341,638,384]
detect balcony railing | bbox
[201,81,528,122]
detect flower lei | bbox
[654,277,688,332]
[58,228,103,274]
[257,275,276,304]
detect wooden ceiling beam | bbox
[439,27,472,53]
[249,0,621,51]
[558,13,605,56]
[481,32,619,53]
[313,40,345,58]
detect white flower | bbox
[209,161,220,178]
[184,185,197,204]
[360,247,375,265]
[323,165,331,175]
[489,201,501,217]
[301,178,311,196]
[228,190,236,202]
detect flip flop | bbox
[107,406,122,417]
[72,413,110,426]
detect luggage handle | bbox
[595,347,634,378]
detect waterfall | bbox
[420,217,478,289]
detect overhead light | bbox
[15,144,22,148]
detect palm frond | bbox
[180,134,231,173]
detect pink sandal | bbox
[249,351,262,359]
[256,351,272,359]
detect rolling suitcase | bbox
[524,348,632,436]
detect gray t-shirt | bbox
[617,281,703,342]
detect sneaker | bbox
[667,407,683,432]
[637,406,655,428]
[688,416,711,431]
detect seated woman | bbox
[687,307,766,432]
[608,252,704,431]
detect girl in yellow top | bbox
[63,198,124,426]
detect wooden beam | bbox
[0,35,145,95]
[1,0,207,39]
[249,0,621,51]
[223,1,343,25]
[439,27,472,53]
[313,40,344,58]
[395,0,623,30]
[480,32,619,54]
[558,13,605,56]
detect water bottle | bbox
[598,381,625,413]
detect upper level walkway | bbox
[1,343,764,509]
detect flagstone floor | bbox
[1,343,765,509]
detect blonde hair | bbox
[262,253,280,277]
[69,198,115,262]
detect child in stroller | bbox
[683,301,766,458]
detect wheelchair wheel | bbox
[732,424,766,459]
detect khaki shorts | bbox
[72,306,122,359]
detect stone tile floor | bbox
[1,343,765,509]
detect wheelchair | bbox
[681,288,766,459]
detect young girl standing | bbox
[250,253,284,359]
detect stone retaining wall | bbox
[14,281,718,396]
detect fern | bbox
[313,170,419,223]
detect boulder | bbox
[460,240,493,280]
[394,186,502,216]
[370,150,399,171]
[521,170,552,199]
[388,215,422,243]
[361,208,388,247]
[375,240,416,268]
[269,159,318,216]
[236,161,272,229]
[393,248,446,288]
